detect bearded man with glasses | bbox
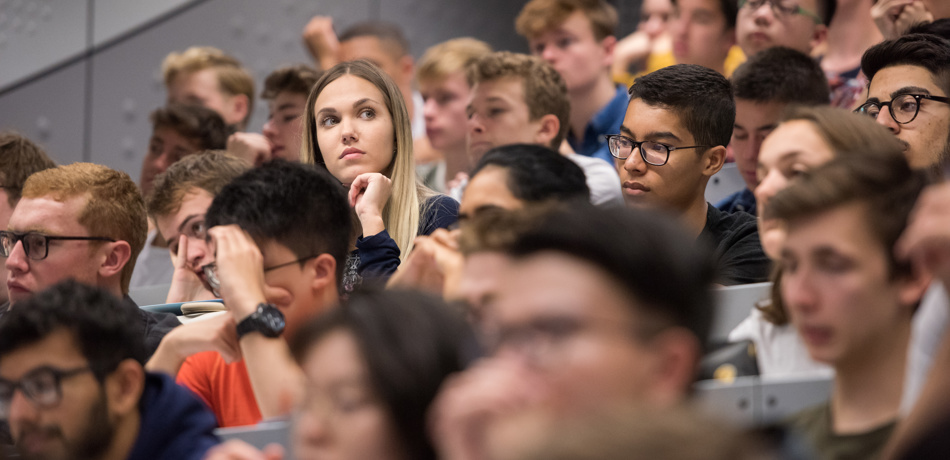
[612,64,769,285]
[859,33,950,174]
[2,163,180,357]
[0,280,218,460]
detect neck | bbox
[830,318,910,434]
[823,0,882,75]
[569,74,617,140]
[99,410,141,460]
[443,143,472,178]
[682,197,710,239]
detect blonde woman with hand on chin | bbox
[302,60,459,291]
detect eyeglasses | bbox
[738,0,822,24]
[202,255,319,298]
[855,94,950,125]
[0,366,93,418]
[0,231,116,261]
[605,134,708,166]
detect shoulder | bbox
[420,194,459,236]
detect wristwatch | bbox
[236,303,286,339]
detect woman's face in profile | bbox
[294,328,405,460]
[312,74,396,187]
[754,119,835,259]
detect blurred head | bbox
[731,47,830,191]
[6,164,146,304]
[261,65,323,162]
[0,133,56,305]
[516,0,618,94]
[338,22,415,93]
[146,151,250,286]
[618,64,733,211]
[860,34,950,171]
[640,0,676,39]
[302,60,421,260]
[0,280,147,460]
[289,289,478,460]
[755,106,907,259]
[205,161,351,334]
[417,38,493,155]
[768,150,930,367]
[459,144,589,221]
[466,52,569,162]
[669,0,737,71]
[736,0,831,57]
[141,104,228,196]
[162,46,255,130]
[490,206,714,413]
[921,0,950,19]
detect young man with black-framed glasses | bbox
[612,64,769,285]
[3,162,180,357]
[858,33,950,174]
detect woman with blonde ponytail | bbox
[301,60,458,290]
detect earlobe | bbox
[898,267,934,311]
[105,360,145,417]
[100,241,132,280]
[810,26,828,54]
[601,35,618,67]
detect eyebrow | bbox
[892,86,932,99]
[620,127,683,142]
[735,122,777,132]
[175,214,203,236]
[757,150,799,170]
[276,103,299,112]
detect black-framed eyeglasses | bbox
[0,231,116,261]
[738,0,822,23]
[202,255,319,298]
[605,134,709,166]
[0,366,93,418]
[854,93,950,125]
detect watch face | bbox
[239,304,286,339]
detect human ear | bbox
[535,114,562,148]
[809,25,828,55]
[702,145,727,177]
[648,327,702,405]
[897,265,934,312]
[104,359,145,417]
[308,254,338,294]
[99,241,132,280]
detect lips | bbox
[673,41,687,58]
[622,181,650,195]
[7,280,28,296]
[340,147,365,159]
[799,325,833,348]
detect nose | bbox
[5,240,29,273]
[540,45,558,63]
[340,117,357,144]
[185,240,208,272]
[781,265,818,316]
[294,401,331,447]
[262,119,278,139]
[424,97,438,122]
[469,113,485,135]
[753,170,785,215]
[6,388,38,428]
[622,146,647,173]
[874,107,901,134]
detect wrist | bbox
[358,215,386,236]
[230,296,268,322]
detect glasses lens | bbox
[857,103,880,119]
[641,142,670,165]
[22,370,59,407]
[23,233,48,260]
[892,95,919,124]
[0,232,13,257]
[608,136,632,159]
[203,263,221,297]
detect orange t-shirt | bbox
[176,351,262,428]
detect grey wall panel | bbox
[88,0,371,179]
[379,0,527,56]
[93,0,192,46]
[0,0,87,90]
[0,59,86,165]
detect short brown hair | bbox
[339,21,410,60]
[146,150,250,219]
[467,52,570,149]
[261,64,323,100]
[22,163,147,294]
[150,104,229,151]
[417,38,492,85]
[767,149,928,280]
[0,133,56,207]
[161,46,255,129]
[516,0,618,41]
[459,207,548,256]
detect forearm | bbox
[239,335,304,419]
[145,338,187,377]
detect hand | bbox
[430,359,544,460]
[387,229,463,296]
[897,183,950,287]
[348,172,392,236]
[227,132,273,167]
[302,16,341,70]
[207,225,268,320]
[611,30,652,77]
[872,0,931,39]
[203,439,284,460]
[166,312,242,364]
[167,235,216,303]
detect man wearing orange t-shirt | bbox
[146,161,350,427]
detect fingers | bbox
[175,234,189,269]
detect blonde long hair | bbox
[301,60,431,261]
